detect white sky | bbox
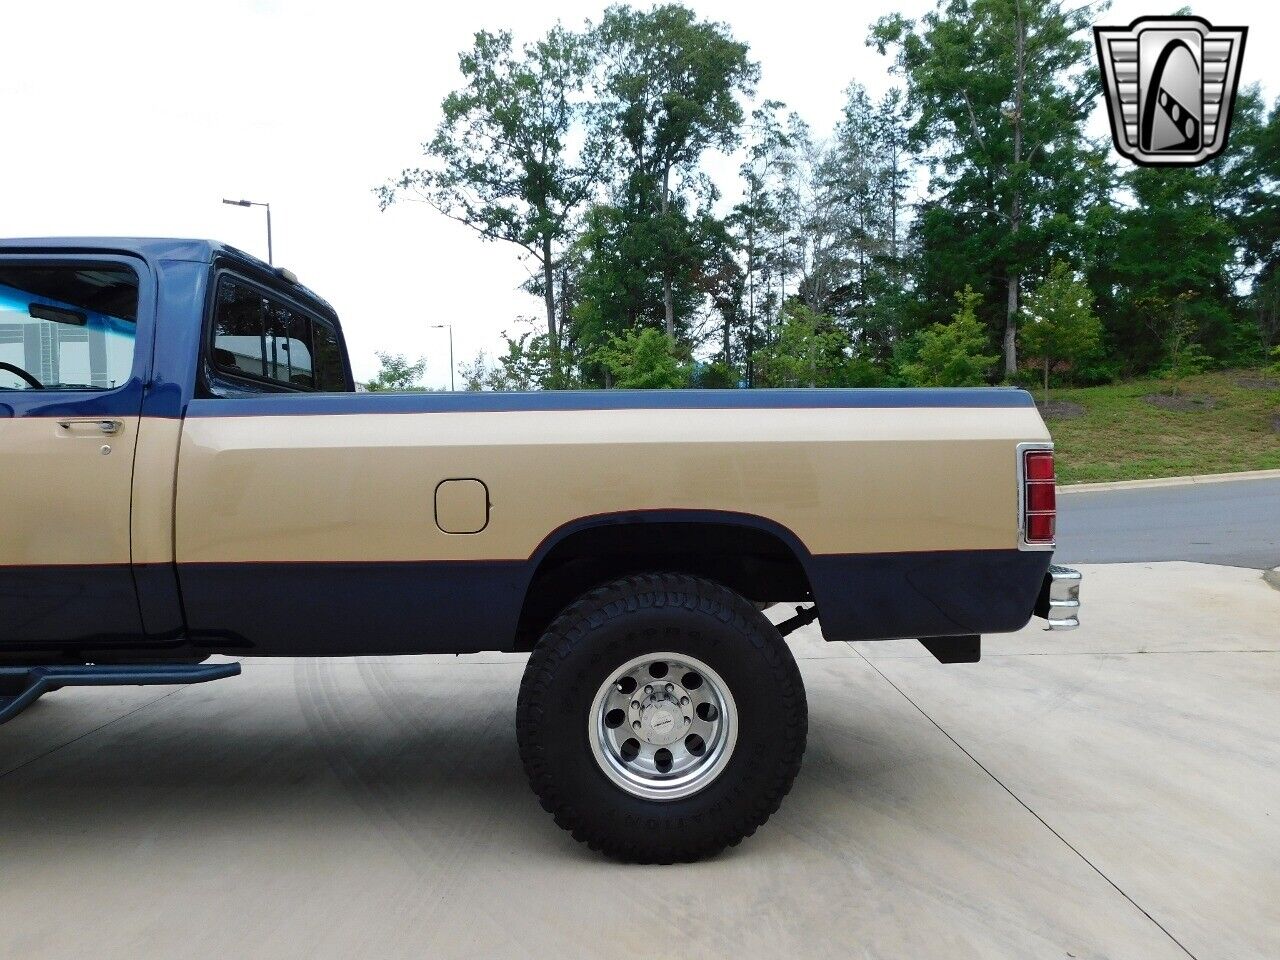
[2,0,1274,387]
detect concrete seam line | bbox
[0,687,185,782]
[852,648,1201,960]
[1060,468,1280,494]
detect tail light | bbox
[1020,446,1056,548]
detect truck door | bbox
[0,256,146,650]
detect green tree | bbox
[727,101,792,384]
[457,351,492,392]
[1020,261,1102,402]
[871,0,1108,375]
[1139,291,1211,397]
[1255,270,1280,357]
[364,352,427,392]
[569,200,714,389]
[1238,96,1280,359]
[814,84,913,362]
[692,359,738,388]
[1103,89,1280,373]
[899,285,1000,387]
[377,25,601,386]
[1107,166,1236,373]
[1222,89,1280,296]
[457,329,556,391]
[594,4,758,337]
[490,330,553,390]
[752,302,849,388]
[595,327,689,388]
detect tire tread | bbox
[516,573,807,863]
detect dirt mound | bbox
[1235,375,1279,390]
[1144,394,1217,412]
[1036,400,1085,420]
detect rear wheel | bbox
[516,573,807,863]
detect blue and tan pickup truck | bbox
[0,237,1080,861]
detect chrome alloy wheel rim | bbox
[588,652,738,801]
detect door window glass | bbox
[0,264,138,390]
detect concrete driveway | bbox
[2,562,1277,960]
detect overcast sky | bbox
[3,1,1274,387]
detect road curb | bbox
[1060,468,1280,494]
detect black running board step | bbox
[0,662,240,725]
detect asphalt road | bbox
[1056,477,1280,569]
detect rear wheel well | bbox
[513,521,813,650]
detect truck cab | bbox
[0,238,352,659]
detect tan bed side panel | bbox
[0,417,140,565]
[175,406,1050,564]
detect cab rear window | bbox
[0,264,138,391]
[210,275,345,391]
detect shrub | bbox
[595,328,690,389]
[899,286,1000,387]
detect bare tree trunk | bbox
[722,302,732,366]
[1043,356,1050,405]
[661,165,675,338]
[747,221,756,387]
[889,140,900,266]
[1005,272,1019,377]
[542,235,559,387]
[1004,0,1026,378]
[559,262,571,386]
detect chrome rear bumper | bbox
[1036,565,1081,630]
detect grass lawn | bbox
[1037,369,1280,484]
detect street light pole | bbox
[222,198,273,265]
[430,323,454,391]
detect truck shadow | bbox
[0,657,965,870]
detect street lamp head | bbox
[221,198,273,265]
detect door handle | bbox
[57,419,122,436]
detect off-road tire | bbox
[516,573,807,863]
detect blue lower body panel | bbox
[0,548,1051,659]
[0,662,240,724]
[173,549,1050,655]
[806,548,1053,642]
